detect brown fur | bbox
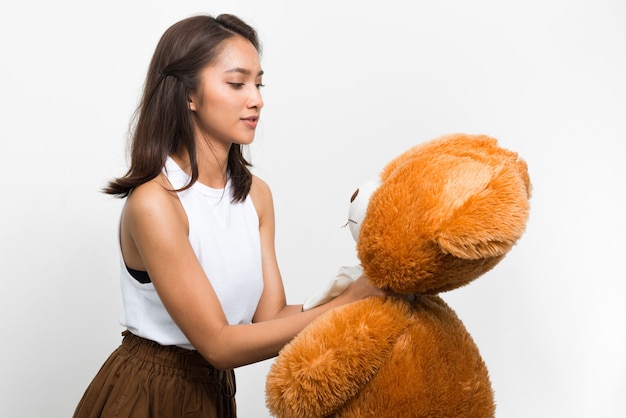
[266,134,531,417]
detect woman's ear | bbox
[188,94,197,111]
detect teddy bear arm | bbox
[266,298,410,418]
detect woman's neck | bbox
[171,142,230,189]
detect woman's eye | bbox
[256,83,265,89]
[228,82,244,89]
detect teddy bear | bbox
[265,133,531,418]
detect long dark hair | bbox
[104,14,261,202]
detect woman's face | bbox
[189,35,264,148]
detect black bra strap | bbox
[126,266,152,284]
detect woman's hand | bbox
[336,273,388,304]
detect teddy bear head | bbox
[348,133,531,294]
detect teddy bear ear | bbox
[435,157,531,260]
[347,180,381,242]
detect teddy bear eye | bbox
[350,189,360,203]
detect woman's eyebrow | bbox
[224,68,264,77]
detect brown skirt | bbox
[74,331,236,418]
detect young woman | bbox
[73,14,385,418]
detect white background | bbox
[1,1,625,417]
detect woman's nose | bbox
[247,86,264,109]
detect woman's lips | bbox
[242,116,259,129]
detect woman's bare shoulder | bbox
[251,174,271,194]
[249,175,274,222]
[250,175,274,203]
[123,174,184,228]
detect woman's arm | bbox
[121,175,382,370]
[247,176,294,321]
[250,176,378,321]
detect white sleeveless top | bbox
[119,157,264,350]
